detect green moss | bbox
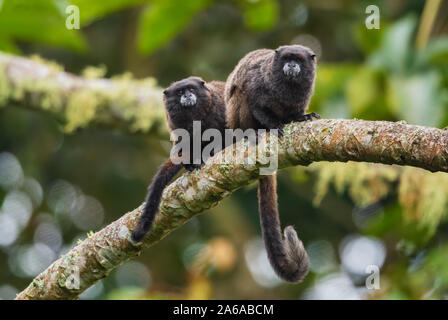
[309,161,448,237]
[58,273,67,288]
[399,167,448,235]
[30,55,64,73]
[4,68,64,114]
[310,161,399,207]
[65,89,102,133]
[26,78,64,111]
[0,54,169,137]
[218,163,233,176]
[115,78,165,133]
[33,279,45,290]
[82,65,107,79]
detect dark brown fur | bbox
[132,77,226,242]
[225,45,318,282]
[165,79,226,137]
[225,45,318,132]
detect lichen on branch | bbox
[0,52,167,136]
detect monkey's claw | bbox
[299,112,320,122]
[309,112,321,119]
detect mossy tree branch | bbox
[15,119,448,299]
[0,52,167,136]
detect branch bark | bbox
[15,119,448,299]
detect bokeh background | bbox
[1,0,448,300]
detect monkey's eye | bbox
[310,54,316,60]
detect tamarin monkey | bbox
[225,45,320,282]
[131,77,226,243]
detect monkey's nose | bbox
[283,61,301,77]
[180,92,197,106]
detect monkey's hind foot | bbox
[298,112,320,122]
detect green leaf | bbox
[70,0,149,26]
[346,67,379,115]
[415,36,448,68]
[242,0,278,32]
[386,72,446,127]
[368,15,417,74]
[138,0,211,55]
[353,20,386,55]
[309,63,358,114]
[0,36,19,53]
[0,0,86,52]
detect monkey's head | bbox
[273,45,316,83]
[163,77,210,110]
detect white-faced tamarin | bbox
[131,77,226,242]
[224,45,320,282]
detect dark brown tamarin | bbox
[225,45,319,282]
[131,77,226,243]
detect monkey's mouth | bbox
[283,61,301,78]
[180,93,197,106]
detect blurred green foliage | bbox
[1,0,448,300]
[0,0,86,52]
[138,0,212,54]
[71,0,148,25]
[0,0,284,55]
[241,0,279,31]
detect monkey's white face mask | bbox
[283,61,301,78]
[180,90,197,107]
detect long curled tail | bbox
[258,174,310,282]
[131,159,183,242]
